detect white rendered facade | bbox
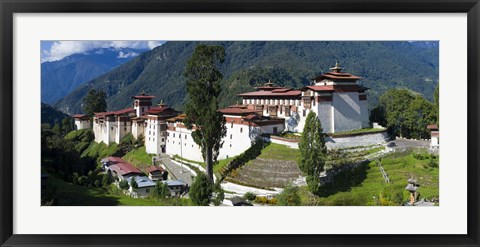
[239,65,370,133]
[166,111,285,163]
[72,114,91,130]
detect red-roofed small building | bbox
[72,114,90,130]
[427,124,439,152]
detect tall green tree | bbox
[184,44,227,183]
[82,89,107,117]
[299,111,327,194]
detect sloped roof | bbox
[238,89,302,97]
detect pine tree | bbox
[184,44,227,183]
[299,111,327,195]
[82,89,107,117]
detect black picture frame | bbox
[1,0,479,246]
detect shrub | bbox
[119,180,129,190]
[102,173,111,187]
[212,182,224,206]
[243,192,256,201]
[190,172,213,206]
[276,184,301,206]
[154,180,170,199]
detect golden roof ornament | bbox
[329,61,343,73]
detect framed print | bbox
[1,0,479,246]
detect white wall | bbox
[219,123,258,160]
[332,92,363,133]
[359,99,370,128]
[166,126,204,162]
[315,101,333,133]
[74,119,90,130]
[115,120,131,144]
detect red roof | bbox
[304,85,335,91]
[312,71,361,81]
[144,166,165,174]
[72,114,88,119]
[109,162,143,176]
[427,124,439,130]
[238,89,302,97]
[106,156,126,164]
[94,108,135,117]
[132,95,155,99]
[219,107,261,115]
[146,106,175,115]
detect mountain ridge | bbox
[42,47,148,104]
[53,41,439,115]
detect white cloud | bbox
[42,41,165,62]
[117,51,139,59]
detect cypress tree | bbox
[184,44,227,183]
[299,111,327,194]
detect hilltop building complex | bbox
[73,64,371,162]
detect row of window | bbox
[245,99,300,106]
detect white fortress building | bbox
[75,63,371,163]
[239,62,369,133]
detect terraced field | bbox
[227,143,302,188]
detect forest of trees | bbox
[370,88,438,139]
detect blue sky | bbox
[41,41,165,62]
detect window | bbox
[230,144,232,147]
[179,134,181,139]
[167,132,169,137]
[149,137,150,141]
[185,135,187,139]
[124,127,127,131]
[173,133,175,138]
[111,127,113,131]
[285,106,290,117]
[162,138,164,142]
[240,128,243,133]
[230,134,233,139]
[280,106,283,114]
[273,127,278,134]
[231,122,233,128]
[303,110,306,117]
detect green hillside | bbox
[54,41,439,114]
[41,102,70,126]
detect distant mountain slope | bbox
[41,103,70,126]
[41,47,148,104]
[54,41,438,115]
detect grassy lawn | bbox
[123,146,154,169]
[299,151,439,206]
[173,154,235,179]
[81,141,119,160]
[46,176,191,206]
[258,143,301,161]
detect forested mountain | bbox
[54,41,439,115]
[41,103,70,126]
[42,47,148,104]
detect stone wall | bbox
[326,131,389,149]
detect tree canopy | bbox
[298,111,327,195]
[82,89,107,116]
[372,89,437,139]
[183,44,227,182]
